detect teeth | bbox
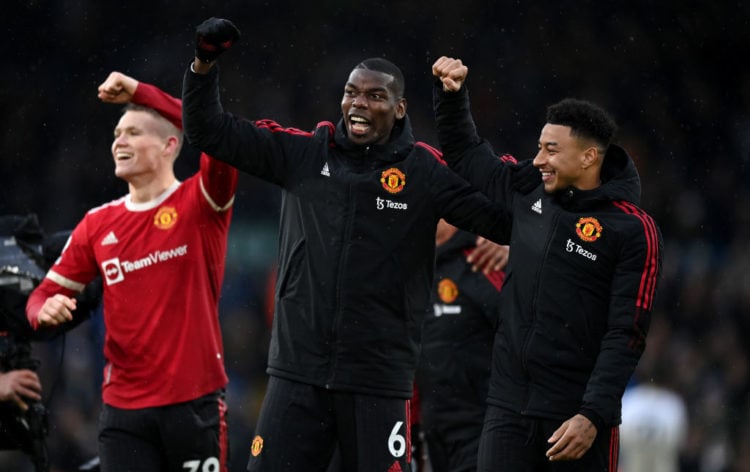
[116,152,133,159]
[350,116,368,124]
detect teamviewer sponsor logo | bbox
[102,258,124,286]
[100,245,189,286]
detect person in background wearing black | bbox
[181,18,535,472]
[0,371,41,413]
[432,56,663,471]
[415,219,507,472]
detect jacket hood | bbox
[333,116,415,163]
[555,144,641,209]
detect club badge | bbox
[380,168,406,194]
[153,206,178,230]
[438,278,459,303]
[575,217,602,242]
[251,435,264,457]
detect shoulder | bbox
[609,201,661,238]
[87,195,128,216]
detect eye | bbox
[369,93,384,101]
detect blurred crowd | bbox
[1,1,748,470]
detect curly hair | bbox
[546,98,617,149]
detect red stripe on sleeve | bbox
[613,201,660,310]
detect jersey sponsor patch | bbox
[154,206,178,230]
[376,197,408,211]
[575,216,602,242]
[380,168,406,194]
[100,245,189,285]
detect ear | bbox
[395,98,407,120]
[163,135,180,157]
[581,146,600,169]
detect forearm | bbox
[132,82,183,129]
[182,64,232,159]
[433,83,482,165]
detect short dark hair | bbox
[546,98,617,149]
[354,58,405,99]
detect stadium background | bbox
[1,1,748,470]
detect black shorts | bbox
[98,390,229,472]
[247,376,412,472]
[422,416,482,472]
[477,405,619,472]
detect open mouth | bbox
[349,115,370,135]
[115,152,133,162]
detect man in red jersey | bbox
[25,72,238,472]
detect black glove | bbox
[195,17,241,63]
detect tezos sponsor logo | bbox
[376,197,408,211]
[565,238,598,261]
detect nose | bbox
[351,92,367,108]
[532,150,545,168]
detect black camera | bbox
[0,331,50,472]
[0,214,52,472]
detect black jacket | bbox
[433,84,663,430]
[416,229,503,433]
[182,66,513,398]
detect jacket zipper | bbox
[326,152,362,387]
[520,206,560,410]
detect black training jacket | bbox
[416,229,504,435]
[434,84,663,430]
[182,66,513,398]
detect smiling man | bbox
[432,56,663,472]
[26,71,237,472]
[180,18,532,472]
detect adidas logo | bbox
[101,231,119,246]
[320,162,330,177]
[531,199,542,214]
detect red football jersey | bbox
[27,82,238,409]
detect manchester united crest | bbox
[438,278,459,304]
[380,168,406,194]
[153,206,178,230]
[250,435,264,457]
[575,217,602,242]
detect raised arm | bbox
[432,56,540,201]
[98,71,183,129]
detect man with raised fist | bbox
[182,17,535,472]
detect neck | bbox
[128,174,177,203]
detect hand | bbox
[36,293,76,327]
[0,370,42,411]
[97,71,139,104]
[546,414,597,461]
[467,238,509,275]
[432,56,468,92]
[195,17,241,64]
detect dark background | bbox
[1,1,749,470]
